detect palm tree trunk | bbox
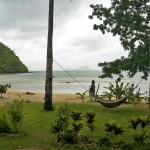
[44,0,54,110]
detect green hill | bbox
[0,42,28,73]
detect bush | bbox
[8,99,24,133]
[51,104,70,143]
[0,115,12,133]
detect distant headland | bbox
[0,42,28,73]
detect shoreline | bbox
[0,91,80,104]
[0,91,148,108]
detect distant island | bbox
[66,65,91,71]
[0,42,28,73]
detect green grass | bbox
[0,102,150,150]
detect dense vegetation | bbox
[0,42,28,73]
[89,0,150,79]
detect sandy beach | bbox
[0,91,81,105]
[0,90,148,109]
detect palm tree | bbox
[44,0,54,110]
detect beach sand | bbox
[0,91,148,108]
[0,91,81,105]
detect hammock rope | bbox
[53,59,88,91]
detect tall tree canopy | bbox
[89,0,150,79]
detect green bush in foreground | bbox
[129,115,150,144]
[8,99,24,133]
[0,115,12,133]
[50,103,150,149]
[0,99,24,134]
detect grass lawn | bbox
[0,101,150,150]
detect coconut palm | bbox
[44,0,72,110]
[44,0,54,110]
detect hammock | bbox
[95,84,128,108]
[95,96,128,108]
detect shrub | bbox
[129,115,150,144]
[0,115,12,133]
[103,79,130,100]
[51,104,70,143]
[85,112,96,140]
[8,99,24,133]
[105,120,124,144]
[0,83,11,98]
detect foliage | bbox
[51,104,70,143]
[0,42,28,73]
[128,87,145,104]
[72,123,83,132]
[139,115,150,128]
[89,0,150,79]
[8,99,24,133]
[101,91,114,101]
[102,78,146,103]
[70,111,82,121]
[129,116,140,130]
[85,112,96,139]
[105,120,124,143]
[133,130,147,144]
[98,137,110,146]
[129,115,150,144]
[76,91,88,102]
[70,111,83,142]
[0,83,11,97]
[0,115,12,133]
[103,78,130,100]
[62,129,77,144]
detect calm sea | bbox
[0,70,149,95]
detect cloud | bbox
[0,0,127,71]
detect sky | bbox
[0,0,128,71]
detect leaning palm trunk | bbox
[44,0,54,110]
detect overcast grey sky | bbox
[0,0,128,71]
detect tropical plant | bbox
[51,104,70,143]
[72,123,83,132]
[76,91,88,102]
[139,115,150,128]
[62,129,77,144]
[8,99,24,133]
[101,91,113,101]
[103,79,130,100]
[128,87,145,104]
[0,84,11,98]
[85,112,96,140]
[70,111,82,121]
[129,116,140,130]
[70,111,83,142]
[129,115,150,144]
[132,130,147,144]
[0,115,12,133]
[105,120,124,143]
[89,0,150,80]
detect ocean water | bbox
[0,70,149,95]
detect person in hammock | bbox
[89,80,95,97]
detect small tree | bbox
[8,99,24,133]
[89,0,150,80]
[0,84,11,98]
